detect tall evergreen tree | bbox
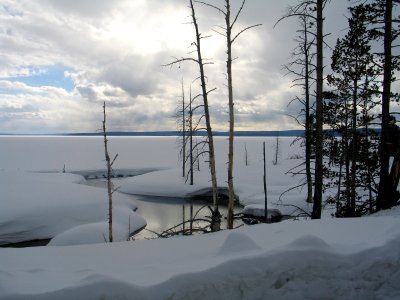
[326,4,380,216]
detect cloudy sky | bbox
[0,0,350,134]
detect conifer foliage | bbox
[325,5,381,216]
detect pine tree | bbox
[326,4,382,216]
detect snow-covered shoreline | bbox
[0,136,399,299]
[0,136,308,245]
[0,170,146,246]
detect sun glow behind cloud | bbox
[0,0,354,134]
[100,4,193,56]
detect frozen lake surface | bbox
[0,136,400,299]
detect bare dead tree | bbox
[276,0,328,218]
[188,86,194,185]
[102,102,118,243]
[164,0,220,231]
[276,10,316,204]
[273,131,281,166]
[263,141,268,223]
[175,81,186,178]
[195,0,261,229]
[185,85,206,185]
[181,83,210,186]
[244,143,248,166]
[181,79,186,178]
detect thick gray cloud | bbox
[0,0,353,134]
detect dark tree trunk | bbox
[304,19,313,204]
[377,0,393,210]
[312,0,324,219]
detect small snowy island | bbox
[0,136,399,300]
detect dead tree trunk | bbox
[196,0,261,229]
[103,102,118,243]
[226,0,235,229]
[189,86,194,185]
[175,0,220,230]
[164,0,220,230]
[275,7,316,205]
[263,141,268,223]
[190,0,219,225]
[273,131,280,166]
[182,79,186,178]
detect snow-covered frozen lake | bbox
[1,135,399,299]
[0,136,274,241]
[1,135,292,245]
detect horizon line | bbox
[0,130,305,137]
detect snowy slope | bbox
[0,215,399,299]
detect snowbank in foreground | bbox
[0,216,399,299]
[0,171,146,245]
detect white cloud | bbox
[0,0,350,133]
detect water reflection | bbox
[85,178,242,240]
[130,196,217,239]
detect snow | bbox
[47,221,139,246]
[1,217,399,299]
[117,137,308,217]
[217,231,262,254]
[0,136,400,299]
[241,204,283,218]
[0,170,146,245]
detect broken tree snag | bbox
[103,101,118,243]
[263,141,268,223]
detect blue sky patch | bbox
[2,64,75,92]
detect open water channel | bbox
[84,177,243,240]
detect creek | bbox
[84,176,244,240]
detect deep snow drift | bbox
[0,136,399,299]
[1,213,399,300]
[0,171,146,245]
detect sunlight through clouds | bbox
[0,0,349,134]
